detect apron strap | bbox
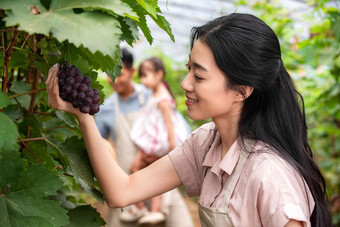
[113,94,120,113]
[203,128,218,178]
[222,139,256,208]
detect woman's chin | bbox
[187,111,208,121]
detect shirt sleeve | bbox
[168,123,216,197]
[253,154,314,227]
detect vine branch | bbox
[17,136,39,165]
[8,88,46,99]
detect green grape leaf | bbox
[0,91,10,108]
[8,51,30,69]
[44,136,71,168]
[0,155,68,227]
[43,118,79,142]
[65,205,105,227]
[22,141,56,169]
[136,0,158,18]
[18,114,42,138]
[136,13,153,44]
[60,41,121,81]
[9,81,31,109]
[0,0,122,59]
[62,136,104,201]
[55,111,78,128]
[32,59,50,77]
[123,0,174,43]
[52,0,138,21]
[2,104,23,121]
[118,16,140,45]
[63,137,95,186]
[0,113,19,152]
[150,13,174,42]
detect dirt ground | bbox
[182,194,201,227]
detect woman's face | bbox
[181,39,243,121]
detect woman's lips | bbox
[185,96,198,107]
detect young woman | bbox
[46,13,332,227]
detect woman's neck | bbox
[213,115,239,159]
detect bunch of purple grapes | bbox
[58,62,100,115]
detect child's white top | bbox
[131,96,189,157]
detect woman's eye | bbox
[194,75,202,80]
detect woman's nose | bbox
[181,74,194,92]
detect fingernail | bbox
[53,63,58,69]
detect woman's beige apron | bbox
[198,142,251,227]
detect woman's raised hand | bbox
[46,64,84,118]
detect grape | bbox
[84,97,92,106]
[89,104,100,115]
[60,92,67,100]
[61,62,68,70]
[66,77,75,86]
[48,40,56,48]
[77,92,86,101]
[92,95,100,104]
[85,89,94,98]
[41,49,50,56]
[93,89,99,96]
[38,39,48,49]
[66,67,75,77]
[63,85,72,94]
[80,105,90,114]
[57,62,100,115]
[74,73,84,83]
[77,101,84,108]
[82,77,91,87]
[59,78,66,87]
[78,83,88,93]
[58,70,66,79]
[69,90,78,101]
[72,82,80,90]
[72,100,79,108]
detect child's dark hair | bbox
[191,13,332,226]
[121,48,133,69]
[139,57,175,99]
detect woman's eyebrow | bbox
[193,61,208,71]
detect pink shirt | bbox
[169,122,314,227]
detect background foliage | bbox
[0,0,339,226]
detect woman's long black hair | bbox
[191,13,332,226]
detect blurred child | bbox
[129,57,189,226]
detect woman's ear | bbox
[234,85,254,101]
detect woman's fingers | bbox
[46,64,60,109]
[46,63,59,86]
